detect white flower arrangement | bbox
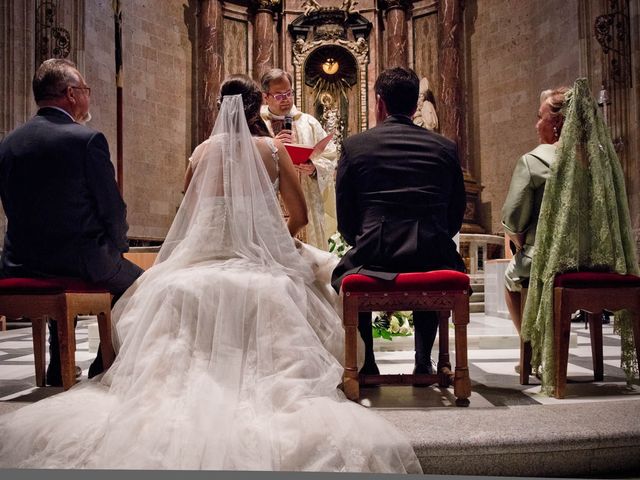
[372,311,414,340]
[328,232,352,257]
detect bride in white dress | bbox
[0,76,421,473]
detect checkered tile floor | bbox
[0,319,97,400]
[1,314,639,408]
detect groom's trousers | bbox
[358,311,438,372]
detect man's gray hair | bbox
[539,89,553,104]
[260,68,293,92]
[32,58,79,103]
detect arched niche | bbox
[289,9,371,135]
[302,44,358,139]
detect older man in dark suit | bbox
[331,67,466,376]
[0,58,143,385]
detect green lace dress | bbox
[521,79,639,395]
[502,143,556,292]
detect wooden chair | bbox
[0,277,115,390]
[123,248,159,271]
[341,270,471,406]
[519,272,640,398]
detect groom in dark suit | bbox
[331,67,466,376]
[0,58,143,385]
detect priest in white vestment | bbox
[260,68,337,250]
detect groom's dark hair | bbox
[219,75,271,137]
[374,67,420,116]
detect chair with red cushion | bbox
[519,272,640,398]
[0,277,115,390]
[341,270,471,406]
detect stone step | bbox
[470,302,484,313]
[470,292,484,303]
[374,331,578,351]
[380,400,640,477]
[470,282,484,293]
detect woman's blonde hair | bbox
[540,86,570,137]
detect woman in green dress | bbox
[501,87,569,335]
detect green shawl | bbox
[521,78,640,395]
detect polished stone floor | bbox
[1,313,639,476]
[1,313,638,409]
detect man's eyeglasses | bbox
[66,86,92,96]
[268,90,292,102]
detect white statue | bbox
[320,93,338,131]
[413,77,439,131]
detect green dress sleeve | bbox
[501,155,533,236]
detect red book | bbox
[284,133,334,165]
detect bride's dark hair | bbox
[219,75,271,137]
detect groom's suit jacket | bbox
[0,107,130,283]
[331,114,466,292]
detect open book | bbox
[284,133,334,165]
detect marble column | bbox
[252,5,276,81]
[383,0,410,68]
[198,0,225,143]
[438,0,483,233]
[437,0,465,168]
[1,0,36,140]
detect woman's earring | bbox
[553,126,559,139]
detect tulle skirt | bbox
[0,245,420,472]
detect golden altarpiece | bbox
[196,0,484,235]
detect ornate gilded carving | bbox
[315,24,346,40]
[377,0,412,12]
[594,0,630,84]
[251,0,281,12]
[292,36,369,130]
[356,293,458,311]
[36,0,71,65]
[301,0,322,16]
[341,0,359,15]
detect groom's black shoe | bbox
[45,361,62,387]
[359,361,380,376]
[413,362,433,375]
[45,319,62,386]
[45,364,81,386]
[359,361,381,387]
[412,361,434,387]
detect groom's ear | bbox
[375,94,388,122]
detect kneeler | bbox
[0,277,115,390]
[341,270,471,406]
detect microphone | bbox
[283,114,292,131]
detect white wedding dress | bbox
[0,96,421,473]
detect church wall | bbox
[83,0,194,241]
[466,0,581,234]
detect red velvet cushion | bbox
[554,272,640,288]
[342,270,469,293]
[0,277,110,295]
